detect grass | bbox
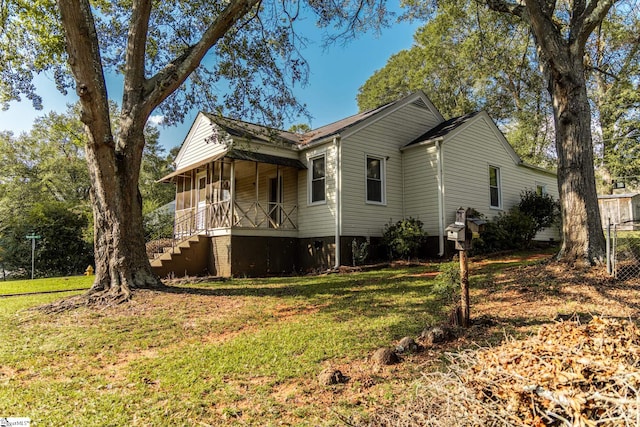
[0,275,93,295]
[0,254,564,425]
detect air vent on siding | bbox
[411,98,428,110]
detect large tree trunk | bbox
[57,0,163,307]
[549,57,606,265]
[85,122,163,304]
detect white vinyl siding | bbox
[297,144,337,238]
[365,155,385,204]
[174,114,227,170]
[438,115,559,241]
[340,102,442,237]
[402,145,440,235]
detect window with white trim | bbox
[309,155,326,204]
[366,155,385,204]
[536,183,547,196]
[489,165,501,208]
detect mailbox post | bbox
[445,208,485,327]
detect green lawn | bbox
[0,260,536,426]
[0,275,93,296]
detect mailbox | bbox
[446,208,486,250]
[445,223,465,242]
[467,217,487,239]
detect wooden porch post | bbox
[230,159,235,228]
[255,161,259,224]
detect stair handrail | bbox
[146,208,205,260]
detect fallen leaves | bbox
[463,317,640,426]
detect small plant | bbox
[382,217,428,260]
[432,261,460,305]
[351,238,369,266]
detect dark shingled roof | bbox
[405,111,481,147]
[203,114,303,145]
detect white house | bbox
[154,91,558,277]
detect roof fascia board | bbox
[399,137,442,152]
[340,91,445,140]
[518,162,557,176]
[300,134,340,150]
[230,135,300,154]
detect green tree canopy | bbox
[358,0,555,167]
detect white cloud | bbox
[148,115,164,126]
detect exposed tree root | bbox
[34,278,165,314]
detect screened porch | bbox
[170,153,302,237]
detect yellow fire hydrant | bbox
[84,265,94,276]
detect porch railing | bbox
[233,201,297,229]
[146,200,298,259]
[146,208,206,260]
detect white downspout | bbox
[334,137,341,269]
[436,139,445,256]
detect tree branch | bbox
[143,0,260,113]
[572,0,616,51]
[484,0,526,18]
[57,0,113,148]
[122,0,152,116]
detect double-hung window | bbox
[489,165,501,208]
[366,155,385,204]
[310,155,326,204]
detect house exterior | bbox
[598,193,640,230]
[154,91,558,277]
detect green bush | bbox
[472,189,558,254]
[432,261,460,304]
[382,217,427,260]
[518,189,559,235]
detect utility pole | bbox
[25,233,41,280]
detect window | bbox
[536,183,547,196]
[489,165,501,208]
[366,155,385,203]
[310,155,325,204]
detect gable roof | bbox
[404,111,481,147]
[298,103,392,145]
[299,91,444,146]
[203,113,303,146]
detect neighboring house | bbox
[154,91,558,277]
[598,193,640,230]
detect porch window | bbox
[366,155,385,204]
[310,155,326,204]
[489,165,501,208]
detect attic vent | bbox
[411,98,428,110]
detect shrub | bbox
[432,261,460,305]
[382,217,427,260]
[472,190,559,254]
[518,189,559,235]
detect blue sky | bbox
[0,8,420,151]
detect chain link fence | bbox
[608,221,640,281]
